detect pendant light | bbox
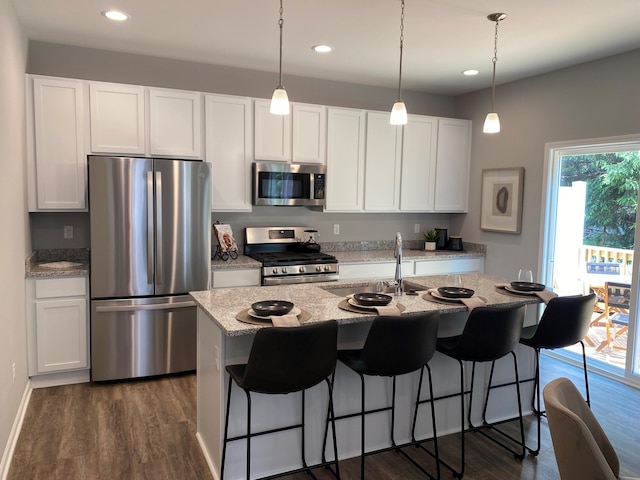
[390,0,407,125]
[270,0,290,115]
[483,13,507,134]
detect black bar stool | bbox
[519,293,596,454]
[221,321,339,480]
[323,312,441,480]
[435,304,526,479]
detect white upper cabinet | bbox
[363,112,402,211]
[292,103,326,164]
[254,99,291,162]
[325,107,366,212]
[205,94,253,212]
[89,82,145,154]
[254,100,326,164]
[30,76,87,210]
[89,82,202,158]
[434,118,471,212]
[149,88,202,158]
[399,115,438,212]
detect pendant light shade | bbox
[483,112,500,133]
[483,12,507,134]
[390,0,408,125]
[391,101,408,125]
[270,0,290,115]
[270,88,290,115]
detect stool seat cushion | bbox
[436,305,525,362]
[226,321,338,395]
[338,312,440,377]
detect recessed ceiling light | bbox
[462,69,479,76]
[311,44,333,53]
[101,10,130,21]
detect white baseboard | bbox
[29,369,90,389]
[0,379,33,480]
[196,432,220,480]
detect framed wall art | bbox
[480,167,525,234]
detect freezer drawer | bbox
[91,296,196,381]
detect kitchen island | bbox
[191,273,543,480]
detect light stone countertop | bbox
[210,254,261,270]
[332,249,484,263]
[190,273,541,337]
[208,250,483,271]
[26,260,90,278]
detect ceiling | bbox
[12,0,640,96]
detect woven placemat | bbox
[235,308,311,326]
[422,292,486,305]
[337,299,406,314]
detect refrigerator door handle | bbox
[147,170,154,285]
[95,300,196,312]
[156,170,163,284]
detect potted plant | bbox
[423,230,439,251]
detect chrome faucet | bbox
[393,232,403,295]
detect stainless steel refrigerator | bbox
[89,155,211,381]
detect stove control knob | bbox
[272,268,278,274]
[324,265,332,272]
[299,266,306,273]
[281,267,288,273]
[316,266,323,272]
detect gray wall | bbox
[27,41,456,117]
[0,0,29,473]
[27,41,461,248]
[453,48,640,279]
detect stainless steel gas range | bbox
[244,226,339,285]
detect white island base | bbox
[193,275,539,480]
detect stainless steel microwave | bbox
[252,162,326,206]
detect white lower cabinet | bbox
[212,268,261,288]
[338,261,414,281]
[339,257,485,281]
[413,257,485,275]
[27,277,89,377]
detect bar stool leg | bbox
[477,354,526,460]
[360,373,366,480]
[391,376,398,448]
[325,378,340,479]
[245,391,252,480]
[221,375,233,480]
[301,390,308,471]
[411,364,441,480]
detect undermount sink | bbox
[321,281,426,297]
[38,261,83,269]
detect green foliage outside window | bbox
[560,151,639,249]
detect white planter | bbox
[425,241,436,251]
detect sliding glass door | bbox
[541,135,640,387]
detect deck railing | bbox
[581,245,633,277]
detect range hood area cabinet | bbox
[325,109,470,213]
[253,99,326,165]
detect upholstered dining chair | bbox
[544,377,639,480]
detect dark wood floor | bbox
[8,354,640,480]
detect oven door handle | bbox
[262,273,339,286]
